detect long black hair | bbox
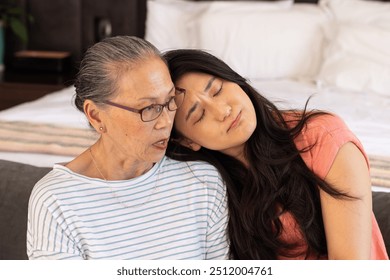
[164,49,351,259]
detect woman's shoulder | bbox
[29,167,67,208]
[31,164,86,195]
[284,111,347,133]
[291,111,359,147]
[305,113,348,133]
[290,112,365,178]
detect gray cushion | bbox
[0,160,51,260]
[372,191,390,256]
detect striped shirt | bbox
[27,156,228,260]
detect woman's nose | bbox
[209,103,232,121]
[154,106,173,129]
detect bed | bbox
[1,0,389,189]
[0,0,390,259]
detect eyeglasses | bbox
[103,88,185,122]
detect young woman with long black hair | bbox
[164,49,388,260]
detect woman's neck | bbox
[220,144,249,168]
[89,140,154,181]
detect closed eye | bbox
[194,109,205,124]
[213,82,223,97]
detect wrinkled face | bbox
[102,57,175,165]
[174,72,257,159]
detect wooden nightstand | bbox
[0,69,75,110]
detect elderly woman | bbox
[27,36,228,260]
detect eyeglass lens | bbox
[141,89,185,122]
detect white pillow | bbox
[317,24,390,95]
[145,0,209,51]
[145,0,293,52]
[317,0,390,96]
[320,0,390,28]
[197,4,328,80]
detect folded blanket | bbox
[0,120,389,189]
[0,121,98,156]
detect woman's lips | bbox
[228,111,241,132]
[153,138,168,150]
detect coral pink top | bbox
[278,113,388,260]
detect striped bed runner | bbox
[0,121,97,156]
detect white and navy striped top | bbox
[27,156,228,260]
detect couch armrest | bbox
[372,191,390,256]
[0,160,51,260]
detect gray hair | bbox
[74,36,163,112]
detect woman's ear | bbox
[84,100,105,133]
[172,137,201,151]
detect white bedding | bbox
[0,87,88,129]
[252,79,390,159]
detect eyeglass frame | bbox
[102,87,186,122]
